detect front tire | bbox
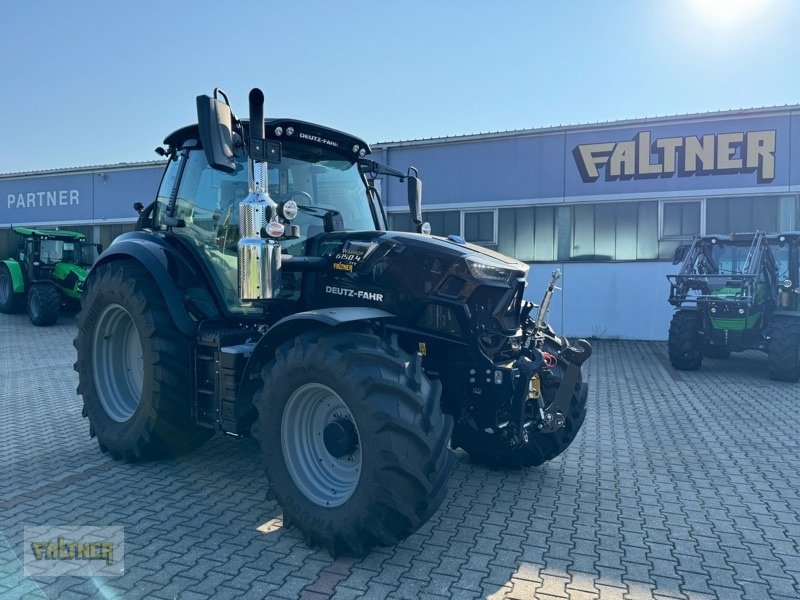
[27,284,61,326]
[768,317,800,382]
[74,260,213,460]
[251,330,454,557]
[0,266,25,314]
[668,310,703,370]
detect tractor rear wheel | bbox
[74,260,213,460]
[452,351,588,469]
[27,284,61,326]
[668,310,703,370]
[768,317,800,382]
[0,266,25,314]
[251,330,454,557]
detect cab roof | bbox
[163,119,371,160]
[695,232,800,245]
[12,227,86,241]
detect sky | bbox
[1,0,798,173]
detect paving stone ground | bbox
[1,311,798,599]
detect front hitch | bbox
[540,339,592,433]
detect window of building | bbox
[463,210,496,245]
[496,205,570,261]
[570,201,660,261]
[706,196,780,235]
[388,210,460,237]
[661,200,701,238]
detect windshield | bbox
[687,243,757,276]
[39,240,64,264]
[169,142,377,310]
[771,243,790,280]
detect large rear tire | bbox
[74,260,213,460]
[27,284,61,326]
[0,266,25,314]
[668,310,703,370]
[452,353,588,469]
[768,317,800,382]
[251,330,454,557]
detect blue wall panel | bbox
[383,134,565,209]
[93,167,164,221]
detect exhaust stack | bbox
[238,88,281,301]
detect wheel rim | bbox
[29,291,40,318]
[281,383,362,507]
[91,304,144,423]
[0,272,9,304]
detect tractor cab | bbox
[768,232,800,312]
[668,232,777,341]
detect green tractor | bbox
[667,231,800,381]
[73,88,591,556]
[0,227,101,326]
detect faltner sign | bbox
[573,130,776,184]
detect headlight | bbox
[783,279,793,289]
[464,256,514,283]
[279,200,298,221]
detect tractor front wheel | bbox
[27,284,61,326]
[668,310,703,370]
[0,266,25,314]
[768,317,800,382]
[74,260,213,460]
[251,330,454,556]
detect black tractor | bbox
[667,232,800,381]
[74,88,591,556]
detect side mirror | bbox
[196,88,236,173]
[407,167,423,230]
[673,244,689,265]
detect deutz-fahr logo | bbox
[573,130,776,183]
[298,132,339,148]
[325,285,383,302]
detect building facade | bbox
[2,106,799,340]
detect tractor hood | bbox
[307,230,530,338]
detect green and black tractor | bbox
[667,231,800,381]
[74,88,591,556]
[0,227,100,326]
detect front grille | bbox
[468,282,523,333]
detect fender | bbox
[1,259,25,293]
[237,307,394,407]
[91,232,214,337]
